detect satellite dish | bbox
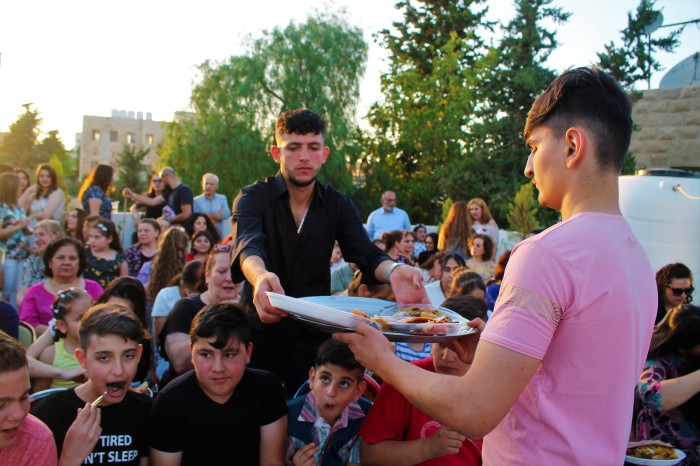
[659,52,700,89]
[643,11,664,35]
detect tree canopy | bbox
[160,12,368,203]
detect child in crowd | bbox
[0,330,57,464]
[359,295,488,466]
[81,215,105,243]
[33,288,92,392]
[149,303,287,465]
[186,230,213,263]
[84,219,128,288]
[286,339,371,466]
[32,303,152,465]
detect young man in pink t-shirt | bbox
[336,66,657,465]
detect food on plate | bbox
[626,443,679,460]
[371,306,455,324]
[352,309,370,319]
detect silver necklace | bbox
[296,208,309,235]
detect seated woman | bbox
[184,212,221,244]
[655,263,693,325]
[485,250,511,314]
[19,237,103,335]
[62,208,87,242]
[636,304,700,464]
[382,230,412,265]
[186,230,214,264]
[424,253,465,307]
[124,218,160,277]
[465,233,495,282]
[17,219,64,307]
[417,232,439,266]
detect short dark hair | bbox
[78,303,147,350]
[523,66,632,172]
[0,330,27,374]
[43,236,87,277]
[441,295,489,322]
[450,270,486,297]
[314,339,364,382]
[275,108,326,145]
[656,263,694,318]
[190,303,251,348]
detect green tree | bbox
[113,144,150,196]
[596,0,682,89]
[507,182,540,239]
[362,0,492,224]
[453,0,569,228]
[36,130,70,169]
[0,104,41,168]
[160,12,368,203]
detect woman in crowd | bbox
[17,219,64,306]
[19,237,103,334]
[485,250,511,313]
[400,229,417,265]
[424,253,465,306]
[78,163,114,219]
[63,207,87,241]
[18,163,65,223]
[143,227,188,301]
[130,172,164,220]
[186,230,214,263]
[15,168,30,195]
[124,218,161,276]
[438,201,472,257]
[184,212,221,244]
[0,172,31,309]
[382,230,412,265]
[417,232,439,266]
[152,260,205,342]
[465,233,496,282]
[655,263,694,325]
[636,304,700,464]
[468,197,499,250]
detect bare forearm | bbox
[361,439,436,466]
[374,260,395,283]
[659,369,700,410]
[241,255,269,286]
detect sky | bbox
[0,0,698,150]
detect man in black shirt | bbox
[122,167,193,225]
[231,108,428,394]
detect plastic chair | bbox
[29,387,68,407]
[17,321,36,349]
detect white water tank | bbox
[619,169,700,303]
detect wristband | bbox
[385,262,403,283]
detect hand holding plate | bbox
[446,318,484,365]
[334,322,395,376]
[253,272,288,323]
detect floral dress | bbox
[82,185,112,219]
[636,353,700,464]
[0,203,29,260]
[84,248,125,288]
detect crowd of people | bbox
[0,66,698,465]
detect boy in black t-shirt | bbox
[32,303,152,465]
[149,303,288,466]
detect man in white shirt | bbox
[193,173,231,237]
[366,191,411,240]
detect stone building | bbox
[78,110,166,179]
[630,85,700,171]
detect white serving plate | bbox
[625,440,686,465]
[267,293,475,342]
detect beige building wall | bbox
[79,112,166,179]
[630,85,700,170]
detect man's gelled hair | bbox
[523,66,632,172]
[275,108,326,145]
